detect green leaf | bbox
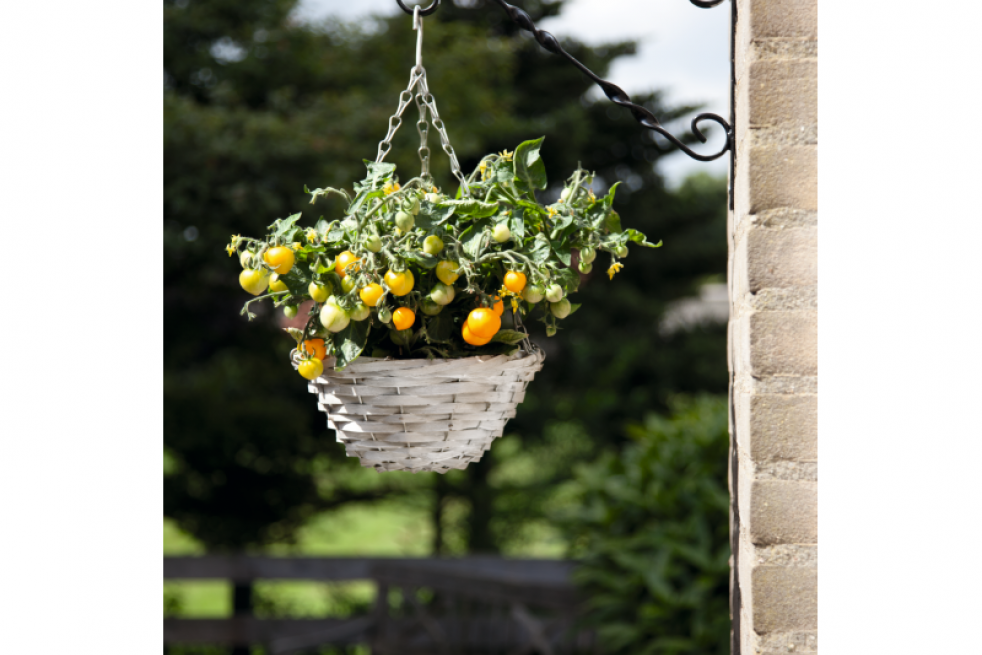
[567,302,582,316]
[444,199,499,218]
[530,233,551,264]
[625,228,663,248]
[404,251,439,269]
[509,208,525,240]
[334,319,370,370]
[461,219,492,258]
[268,213,302,240]
[307,186,349,205]
[490,329,528,346]
[362,159,396,184]
[554,267,580,294]
[425,312,454,343]
[513,137,547,192]
[551,238,572,266]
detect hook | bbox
[396,0,440,17]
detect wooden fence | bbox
[164,556,596,654]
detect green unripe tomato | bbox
[430,282,455,306]
[578,261,593,274]
[377,306,393,324]
[309,281,331,304]
[406,197,421,215]
[364,234,382,253]
[492,224,511,243]
[613,244,629,258]
[423,235,445,255]
[522,284,545,304]
[239,250,254,269]
[560,187,572,201]
[350,303,371,321]
[395,211,415,231]
[341,276,357,293]
[424,192,441,203]
[550,298,572,319]
[390,327,413,346]
[545,283,564,303]
[579,247,596,264]
[319,303,350,333]
[546,325,558,337]
[420,297,443,316]
[283,305,298,318]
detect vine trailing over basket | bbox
[227,137,662,378]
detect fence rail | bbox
[164,556,592,654]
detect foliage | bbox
[229,139,659,370]
[556,396,730,655]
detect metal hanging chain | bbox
[375,6,470,196]
[395,0,732,163]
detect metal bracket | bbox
[396,0,734,164]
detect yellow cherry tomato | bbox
[436,260,459,285]
[392,306,416,331]
[384,269,415,297]
[264,246,295,275]
[503,271,527,293]
[462,323,491,346]
[301,339,326,361]
[359,283,384,307]
[298,357,324,380]
[309,282,331,304]
[491,297,504,316]
[467,308,501,339]
[239,269,269,296]
[341,276,357,293]
[335,251,361,278]
[269,274,288,293]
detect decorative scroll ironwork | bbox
[395,0,732,162]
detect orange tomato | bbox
[503,271,527,294]
[264,246,295,275]
[491,297,504,316]
[301,339,327,361]
[467,308,501,339]
[334,251,361,278]
[392,307,416,331]
[359,283,384,307]
[462,323,492,346]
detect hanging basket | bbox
[296,348,545,473]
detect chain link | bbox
[373,9,470,196]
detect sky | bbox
[293,0,731,187]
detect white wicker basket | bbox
[300,348,546,473]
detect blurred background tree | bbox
[164,0,726,577]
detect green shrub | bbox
[558,395,730,655]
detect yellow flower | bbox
[511,297,520,313]
[588,190,597,202]
[226,244,236,257]
[383,181,401,195]
[498,149,514,162]
[291,242,302,251]
[306,231,317,243]
[607,262,624,280]
[498,285,517,298]
[431,185,439,193]
[479,160,488,180]
[547,206,558,218]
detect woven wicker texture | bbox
[302,349,545,473]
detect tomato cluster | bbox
[227,138,660,376]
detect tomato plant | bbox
[226,138,661,373]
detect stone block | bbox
[741,225,817,292]
[752,566,818,632]
[747,145,818,213]
[746,311,817,376]
[749,60,817,130]
[750,394,817,461]
[750,480,817,545]
[750,0,818,38]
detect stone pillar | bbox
[729,0,817,653]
